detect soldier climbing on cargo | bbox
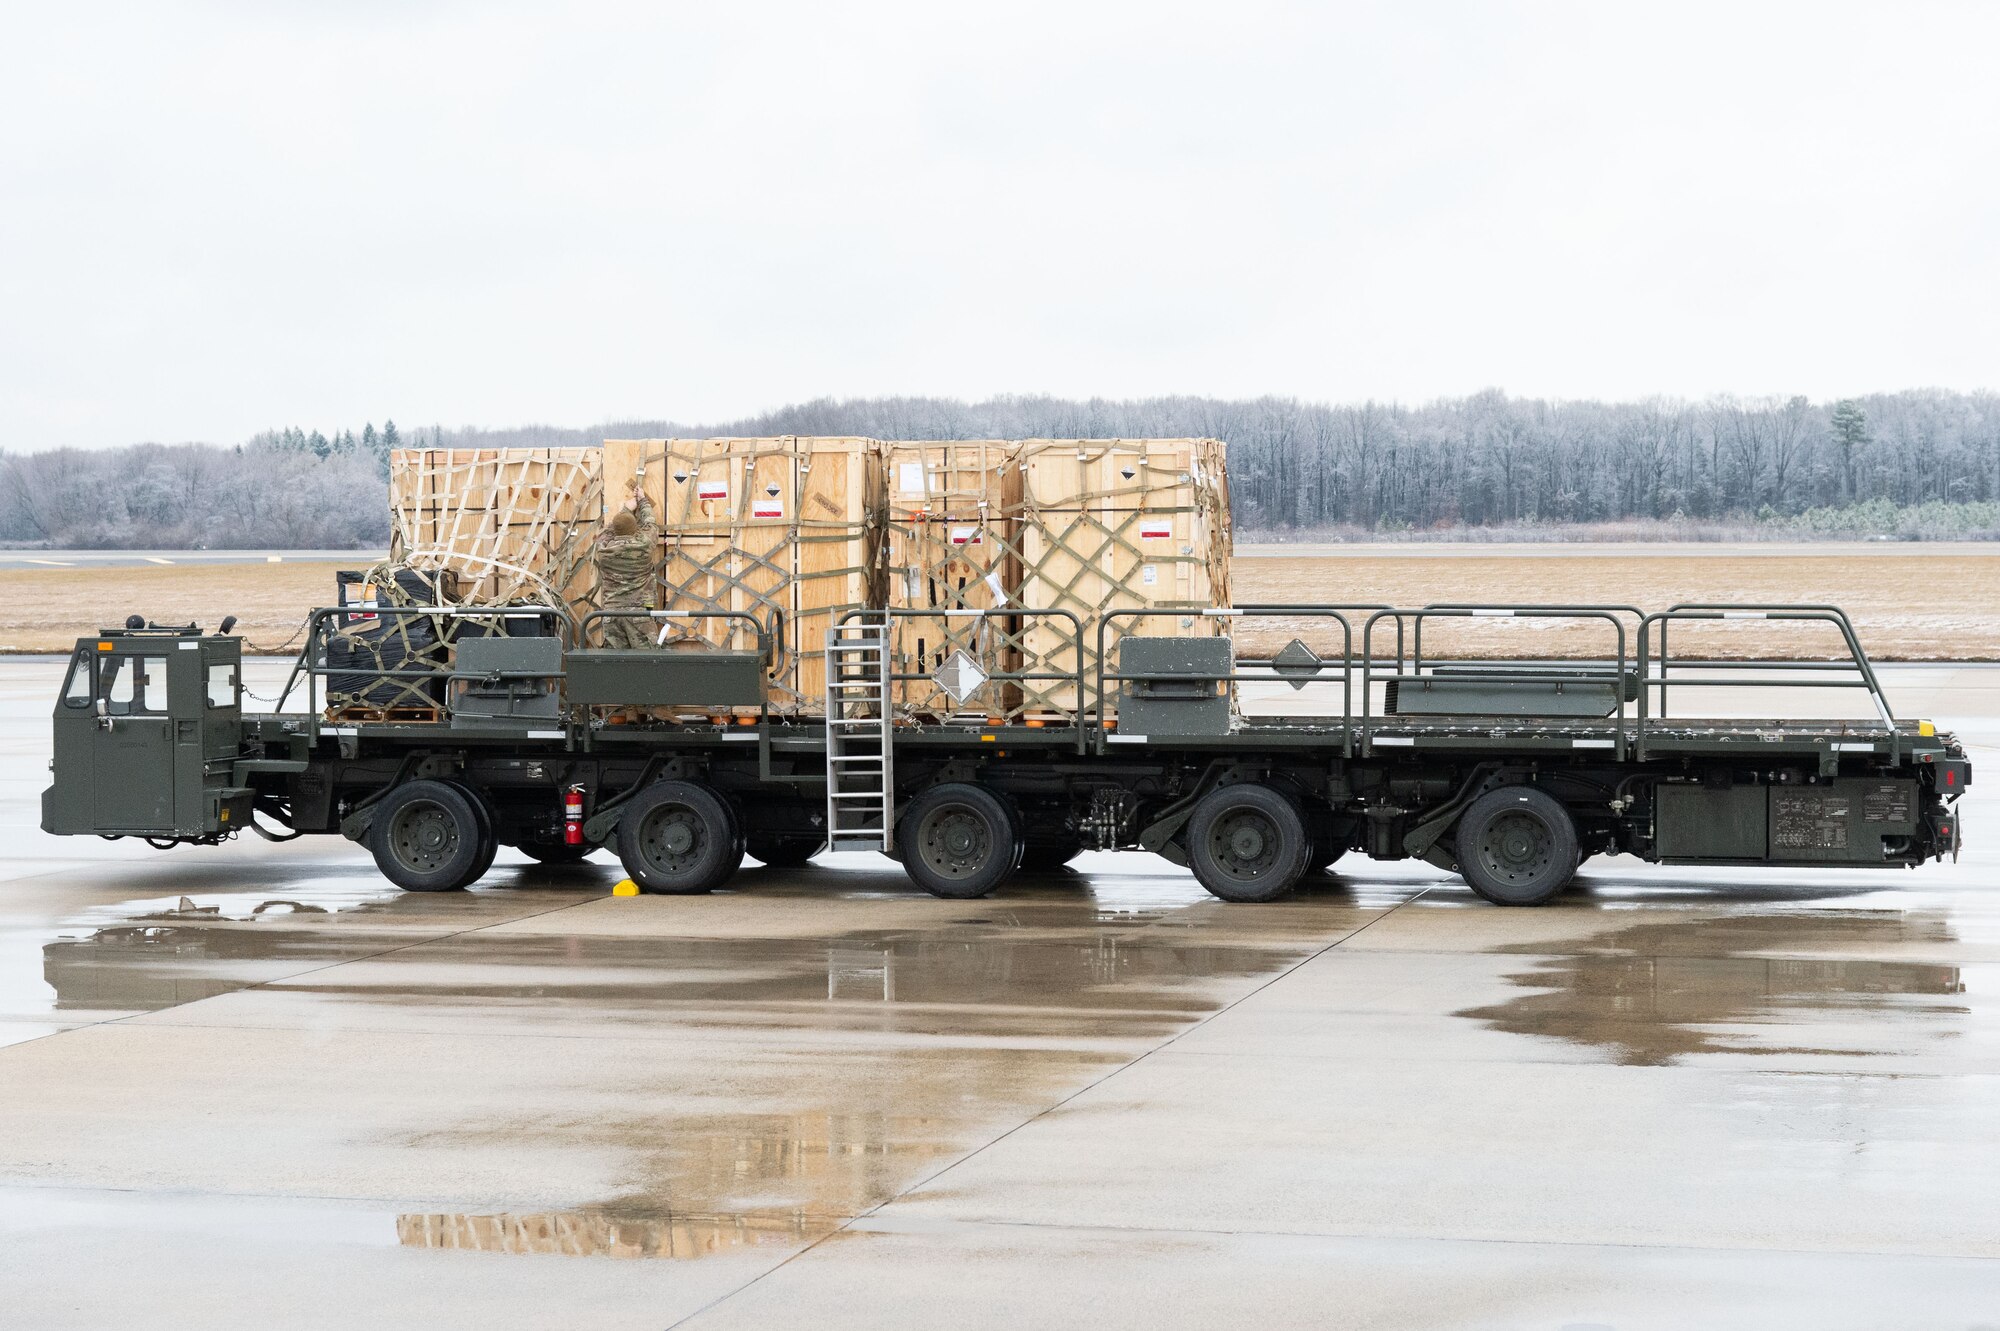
[593,475,659,649]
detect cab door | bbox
[92,651,175,833]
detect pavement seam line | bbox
[661,886,1434,1331]
[851,1213,2000,1265]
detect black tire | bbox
[519,841,596,865]
[1306,813,1347,873]
[615,780,743,894]
[898,783,1022,899]
[1019,840,1084,873]
[448,782,499,889]
[1186,784,1310,903]
[1456,786,1579,906]
[746,836,821,868]
[369,780,485,892]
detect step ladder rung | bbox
[825,618,894,853]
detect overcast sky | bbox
[2,2,1996,449]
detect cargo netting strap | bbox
[354,448,606,717]
[387,449,605,612]
[641,438,878,711]
[1007,441,1231,717]
[322,572,453,717]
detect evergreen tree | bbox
[381,420,400,450]
[362,423,378,452]
[1830,400,1870,500]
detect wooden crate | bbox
[881,441,1023,719]
[602,437,880,714]
[387,448,604,606]
[1012,438,1232,717]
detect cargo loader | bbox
[40,600,1968,906]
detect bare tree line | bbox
[5,390,1998,548]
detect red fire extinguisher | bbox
[563,785,586,846]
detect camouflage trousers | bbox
[600,608,657,650]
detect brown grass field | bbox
[0,544,1992,660]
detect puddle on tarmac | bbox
[20,886,1360,1257]
[1457,910,1969,1065]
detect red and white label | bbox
[697,480,729,502]
[1140,521,1173,540]
[949,526,982,545]
[752,497,785,519]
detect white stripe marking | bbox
[1833,742,1875,751]
[1108,734,1149,743]
[1572,738,1615,748]
[143,557,173,566]
[1374,736,1416,746]
[25,558,72,566]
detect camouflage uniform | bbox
[594,495,659,649]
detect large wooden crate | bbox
[880,441,1023,719]
[387,448,605,606]
[1012,438,1232,717]
[602,437,879,713]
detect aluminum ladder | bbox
[824,615,894,852]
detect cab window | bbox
[139,657,168,712]
[102,656,168,715]
[61,650,94,707]
[206,661,238,709]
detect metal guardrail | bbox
[1413,603,1644,676]
[837,607,1091,752]
[1361,606,1633,759]
[1096,604,1374,755]
[1637,605,1899,762]
[269,595,1908,764]
[577,608,778,663]
[278,604,573,740]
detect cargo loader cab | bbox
[42,623,252,843]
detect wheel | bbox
[448,783,499,888]
[614,780,743,894]
[897,783,1022,899]
[519,840,596,865]
[1186,784,1310,903]
[369,780,485,892]
[1018,840,1084,873]
[1456,786,1579,906]
[746,836,821,868]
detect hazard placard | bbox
[949,526,982,545]
[697,480,729,502]
[1139,521,1172,540]
[752,497,785,519]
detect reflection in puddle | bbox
[1459,911,1967,1065]
[396,1207,820,1258]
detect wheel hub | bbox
[920,807,990,879]
[1209,810,1279,880]
[642,806,704,872]
[392,804,456,872]
[1481,811,1554,882]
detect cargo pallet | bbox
[41,599,1969,906]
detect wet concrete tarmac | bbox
[0,660,1997,1327]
